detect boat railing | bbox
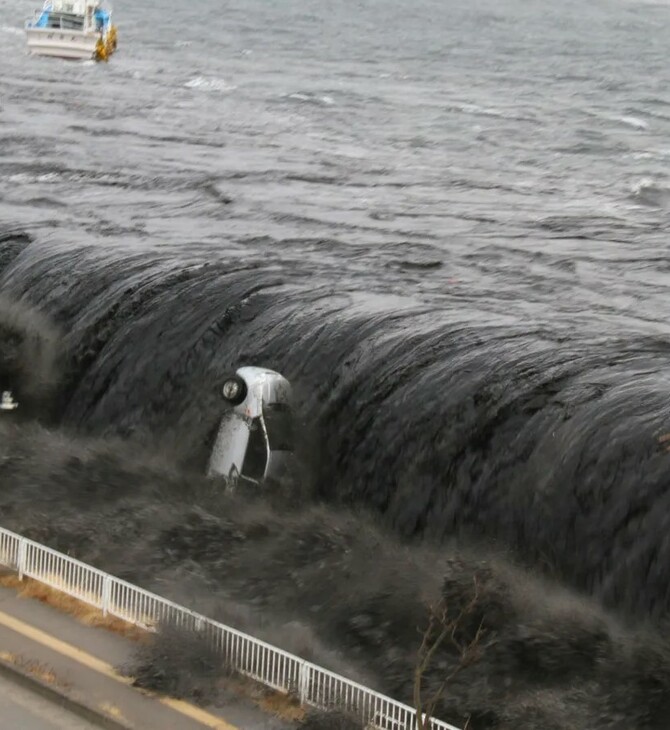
[26,10,92,31]
[26,10,45,27]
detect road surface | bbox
[0,672,99,729]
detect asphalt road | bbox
[0,672,99,730]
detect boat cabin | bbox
[33,1,110,33]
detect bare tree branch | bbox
[414,577,486,730]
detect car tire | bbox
[221,375,247,405]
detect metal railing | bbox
[0,526,460,730]
[27,10,87,31]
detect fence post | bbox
[17,539,27,580]
[101,575,111,616]
[299,661,311,705]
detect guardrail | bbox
[0,526,460,730]
[26,10,87,31]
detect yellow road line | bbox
[0,609,238,729]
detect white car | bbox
[208,367,294,489]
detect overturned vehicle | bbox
[0,361,295,489]
[208,367,295,489]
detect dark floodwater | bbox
[1,1,670,727]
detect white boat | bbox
[25,0,117,61]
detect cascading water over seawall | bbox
[2,231,670,729]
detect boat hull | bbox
[25,27,100,60]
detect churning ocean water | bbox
[2,0,670,727]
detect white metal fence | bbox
[0,526,460,730]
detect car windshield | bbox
[263,403,294,451]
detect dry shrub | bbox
[299,708,363,730]
[123,621,309,721]
[240,681,305,722]
[123,622,228,704]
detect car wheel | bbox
[221,375,247,405]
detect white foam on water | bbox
[0,25,23,36]
[617,115,649,130]
[184,76,237,92]
[287,92,336,106]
